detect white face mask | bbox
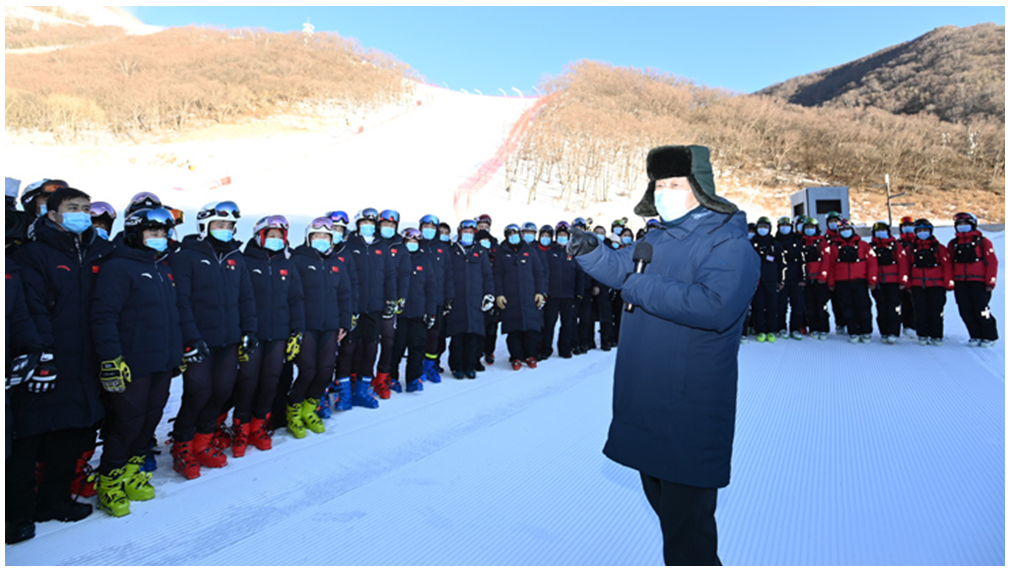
[654,188,691,222]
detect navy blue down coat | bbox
[544,244,585,299]
[401,248,437,319]
[290,244,354,332]
[346,233,395,314]
[494,242,547,333]
[170,235,258,348]
[242,240,306,342]
[445,242,493,336]
[90,242,184,377]
[420,238,454,305]
[11,217,114,437]
[576,207,759,488]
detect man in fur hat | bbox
[568,145,759,565]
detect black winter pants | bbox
[901,288,917,330]
[640,473,721,566]
[954,281,998,341]
[805,281,831,334]
[290,330,338,404]
[391,316,426,382]
[99,371,172,472]
[449,333,481,373]
[174,344,239,440]
[7,427,89,524]
[577,294,594,348]
[777,281,806,333]
[832,280,873,336]
[872,283,903,337]
[540,297,576,358]
[506,330,539,361]
[343,311,381,379]
[234,339,286,422]
[483,311,499,357]
[912,286,947,339]
[425,305,446,357]
[593,290,615,347]
[611,292,624,341]
[377,314,398,374]
[751,281,779,334]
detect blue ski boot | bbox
[352,377,379,409]
[141,438,159,473]
[316,390,332,419]
[423,356,442,384]
[333,377,353,411]
[406,378,424,393]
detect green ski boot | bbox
[97,467,130,517]
[286,402,307,439]
[301,398,326,434]
[123,456,155,501]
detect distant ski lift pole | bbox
[302,18,314,44]
[512,87,523,98]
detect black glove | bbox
[424,315,436,330]
[7,349,41,389]
[183,339,210,364]
[27,352,57,394]
[383,300,397,319]
[241,332,259,355]
[567,228,599,257]
[443,299,454,316]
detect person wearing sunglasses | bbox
[374,209,412,398]
[495,223,547,371]
[445,219,494,379]
[417,215,453,383]
[285,217,352,438]
[168,200,258,479]
[227,215,306,453]
[89,208,183,518]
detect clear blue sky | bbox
[128,6,1004,96]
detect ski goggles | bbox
[357,208,379,222]
[401,227,422,240]
[419,214,440,227]
[308,217,335,230]
[199,200,240,219]
[89,202,117,219]
[379,209,400,224]
[504,223,521,235]
[328,210,349,225]
[255,214,290,231]
[458,219,478,231]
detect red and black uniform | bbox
[899,229,918,330]
[825,234,878,336]
[907,236,953,339]
[870,236,909,338]
[948,230,999,342]
[801,233,831,334]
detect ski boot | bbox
[372,372,392,400]
[333,377,353,411]
[70,448,97,498]
[141,437,159,473]
[756,333,767,342]
[286,402,307,439]
[860,334,872,344]
[525,357,538,369]
[790,331,803,340]
[210,413,232,452]
[388,376,403,394]
[316,391,332,420]
[231,418,250,457]
[406,378,424,393]
[97,467,130,518]
[301,398,326,434]
[423,356,442,383]
[171,438,200,480]
[484,352,495,365]
[765,333,777,343]
[352,377,380,409]
[193,432,227,468]
[248,415,273,451]
[511,360,522,371]
[123,456,155,501]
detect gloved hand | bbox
[496,295,508,310]
[7,350,41,389]
[481,294,495,313]
[383,300,397,319]
[534,293,546,310]
[567,228,599,257]
[350,314,359,332]
[443,299,454,316]
[240,332,259,356]
[424,315,436,330]
[27,352,57,393]
[183,340,210,364]
[286,332,303,362]
[99,356,132,393]
[396,298,406,315]
[177,358,188,375]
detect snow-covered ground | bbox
[5,87,1004,565]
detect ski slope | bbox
[5,86,1005,565]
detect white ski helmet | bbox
[196,200,240,238]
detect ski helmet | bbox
[953,212,977,231]
[379,209,400,226]
[196,200,240,238]
[125,192,162,218]
[123,207,176,250]
[354,208,379,227]
[305,216,337,245]
[253,215,289,247]
[871,221,890,233]
[89,201,117,224]
[20,179,68,212]
[327,210,350,227]
[539,224,554,238]
[401,227,422,241]
[571,217,587,230]
[458,219,478,233]
[913,219,933,232]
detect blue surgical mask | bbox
[406,242,419,253]
[522,233,535,244]
[956,224,972,234]
[757,227,770,237]
[654,188,691,222]
[610,242,620,249]
[840,229,854,239]
[779,226,792,235]
[380,226,395,239]
[540,236,551,247]
[439,234,450,243]
[263,237,285,252]
[557,236,569,246]
[61,212,92,234]
[421,227,437,241]
[916,231,931,240]
[748,232,755,239]
[479,239,491,249]
[145,237,168,252]
[210,229,233,242]
[460,233,474,246]
[828,222,839,231]
[621,236,632,245]
[38,204,48,216]
[900,226,913,235]
[94,227,110,240]
[333,232,344,244]
[508,234,520,245]
[312,238,332,253]
[359,223,375,238]
[612,227,623,236]
[874,230,889,240]
[804,228,816,237]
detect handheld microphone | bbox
[625,241,653,313]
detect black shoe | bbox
[465,370,476,379]
[474,361,486,372]
[6,521,35,545]
[452,371,466,380]
[560,353,573,359]
[601,343,612,352]
[34,499,93,523]
[484,353,495,365]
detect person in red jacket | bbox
[801,217,831,340]
[947,212,999,348]
[825,219,878,343]
[870,221,909,344]
[907,219,954,346]
[897,215,918,337]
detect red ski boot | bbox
[171,439,201,480]
[372,372,392,400]
[193,432,228,468]
[231,418,249,458]
[248,415,273,451]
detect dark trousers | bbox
[290,330,338,403]
[540,297,576,357]
[506,330,539,361]
[751,281,779,333]
[7,427,89,524]
[234,339,286,422]
[376,314,397,374]
[343,311,381,378]
[954,281,998,341]
[272,362,295,429]
[777,281,806,332]
[804,282,831,334]
[901,288,916,330]
[593,290,615,347]
[640,473,721,566]
[611,292,624,341]
[174,344,239,440]
[391,316,426,382]
[483,312,499,357]
[425,305,446,357]
[577,294,594,348]
[872,283,903,337]
[99,371,172,472]
[449,333,481,373]
[912,286,947,339]
[832,280,873,335]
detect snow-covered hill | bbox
[5,6,159,35]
